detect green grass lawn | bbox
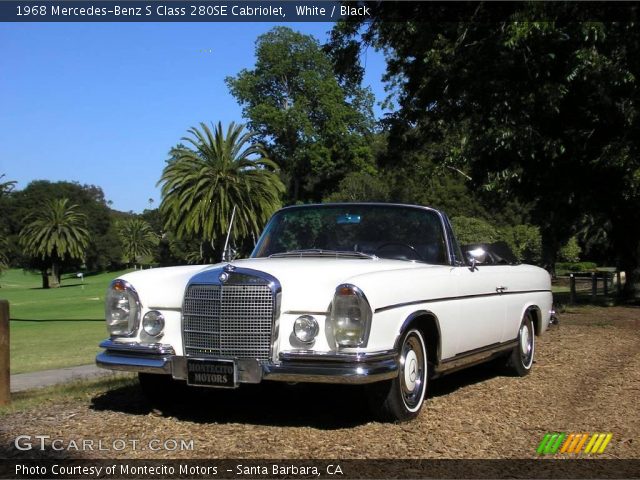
[0,375,136,416]
[0,268,132,374]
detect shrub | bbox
[555,261,598,274]
[451,216,498,245]
[558,236,582,262]
[500,224,542,264]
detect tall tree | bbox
[5,180,120,271]
[0,231,8,276]
[332,3,640,295]
[226,26,375,202]
[0,174,15,275]
[158,122,284,262]
[19,198,90,288]
[117,218,158,268]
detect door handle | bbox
[496,286,508,293]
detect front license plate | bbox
[186,358,237,388]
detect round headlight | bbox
[330,284,372,347]
[142,310,165,337]
[293,315,319,344]
[105,279,140,336]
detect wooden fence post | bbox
[0,300,9,406]
[569,274,576,304]
[591,272,597,300]
[617,271,623,296]
[603,273,609,296]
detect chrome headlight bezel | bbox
[105,279,141,337]
[330,283,372,348]
[293,315,319,344]
[142,310,165,337]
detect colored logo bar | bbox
[537,433,612,455]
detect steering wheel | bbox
[375,242,423,261]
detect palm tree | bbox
[118,218,158,268]
[19,198,90,288]
[158,121,284,262]
[0,174,14,281]
[0,173,16,198]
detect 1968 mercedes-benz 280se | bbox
[97,203,553,421]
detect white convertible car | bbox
[97,203,553,421]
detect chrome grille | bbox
[183,283,274,360]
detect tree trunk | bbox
[609,212,640,300]
[49,262,60,288]
[541,230,560,277]
[292,176,300,203]
[41,269,49,289]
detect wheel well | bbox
[527,306,542,335]
[397,312,441,368]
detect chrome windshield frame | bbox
[251,202,456,266]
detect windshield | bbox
[251,204,449,264]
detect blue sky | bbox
[0,22,387,213]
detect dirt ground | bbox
[0,306,638,460]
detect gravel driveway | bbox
[1,306,638,461]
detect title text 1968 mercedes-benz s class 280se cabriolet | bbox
[97,203,553,421]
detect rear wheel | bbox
[506,311,535,376]
[368,328,428,422]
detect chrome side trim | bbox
[375,289,553,314]
[434,340,517,376]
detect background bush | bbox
[555,261,598,274]
[500,224,542,264]
[558,236,582,263]
[451,216,498,245]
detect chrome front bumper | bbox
[96,340,398,385]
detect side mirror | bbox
[466,247,487,270]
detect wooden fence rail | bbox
[568,271,622,304]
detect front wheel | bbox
[506,311,535,376]
[367,328,428,422]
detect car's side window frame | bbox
[441,214,465,266]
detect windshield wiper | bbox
[269,249,377,260]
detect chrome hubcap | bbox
[520,326,530,354]
[404,350,418,392]
[400,332,426,411]
[519,320,534,367]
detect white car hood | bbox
[117,257,441,313]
